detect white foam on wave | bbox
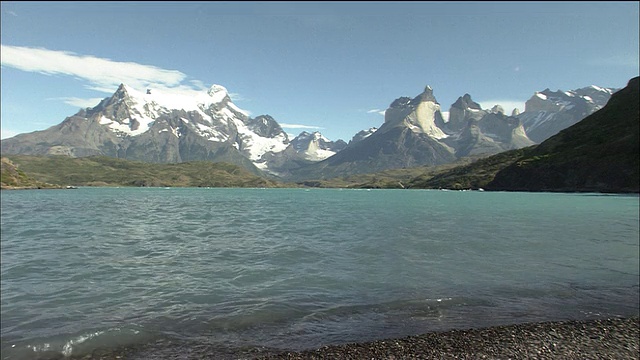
[61,330,105,356]
[19,327,145,358]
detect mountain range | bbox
[487,77,638,192]
[406,76,638,193]
[0,81,617,181]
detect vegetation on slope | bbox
[4,155,286,188]
[487,77,639,193]
[405,147,531,190]
[4,77,637,193]
[1,157,62,189]
[296,157,477,189]
[404,77,639,193]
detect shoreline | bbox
[70,316,639,359]
[254,317,639,360]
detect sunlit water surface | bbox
[1,188,638,359]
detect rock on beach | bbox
[255,317,639,360]
[67,317,639,359]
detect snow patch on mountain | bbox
[233,118,289,161]
[287,131,346,161]
[518,85,617,143]
[86,83,301,171]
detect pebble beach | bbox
[67,316,639,360]
[256,317,639,360]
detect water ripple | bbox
[1,188,638,359]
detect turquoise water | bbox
[1,188,638,359]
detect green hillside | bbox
[405,148,530,190]
[405,77,639,193]
[488,77,639,193]
[1,157,62,189]
[4,77,637,193]
[4,155,286,188]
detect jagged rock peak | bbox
[511,108,520,116]
[390,97,412,109]
[491,105,505,115]
[246,115,286,139]
[207,84,228,97]
[113,83,131,98]
[349,127,378,144]
[253,114,276,123]
[206,84,231,104]
[389,84,439,109]
[452,93,482,110]
[418,85,437,103]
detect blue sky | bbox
[1,1,638,141]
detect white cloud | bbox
[280,123,324,130]
[0,45,248,114]
[441,111,450,122]
[188,79,207,90]
[0,44,188,94]
[366,108,386,116]
[228,92,247,102]
[478,100,526,115]
[48,97,105,108]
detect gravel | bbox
[254,317,639,360]
[65,317,639,359]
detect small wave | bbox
[61,330,105,356]
[3,326,150,359]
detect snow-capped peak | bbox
[92,82,254,144]
[535,92,547,100]
[588,85,613,94]
[207,84,230,102]
[519,84,617,143]
[119,84,231,113]
[289,131,345,161]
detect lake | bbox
[1,188,638,359]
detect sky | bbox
[1,1,639,141]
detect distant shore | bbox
[0,185,65,190]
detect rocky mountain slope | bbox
[406,77,638,193]
[1,81,617,182]
[286,86,535,180]
[518,85,615,143]
[0,84,342,177]
[488,77,638,193]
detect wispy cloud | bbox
[6,10,17,17]
[366,108,386,116]
[1,45,187,94]
[228,92,247,102]
[0,45,250,114]
[48,97,106,108]
[280,123,324,130]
